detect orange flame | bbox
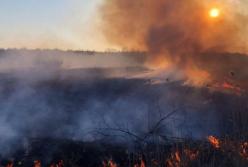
[34,160,41,167]
[185,66,211,86]
[207,136,220,149]
[175,151,181,163]
[166,151,181,167]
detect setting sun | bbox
[209,8,220,18]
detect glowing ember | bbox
[207,136,220,149]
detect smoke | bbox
[0,49,226,156]
[0,49,143,71]
[0,49,247,158]
[100,0,248,86]
[0,73,221,156]
[0,49,144,155]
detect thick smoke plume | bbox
[0,49,228,156]
[100,0,248,87]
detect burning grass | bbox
[0,77,247,166]
[1,137,248,167]
[207,136,220,149]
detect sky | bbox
[0,0,247,51]
[0,0,113,51]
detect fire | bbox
[240,142,248,160]
[222,82,242,92]
[103,160,117,167]
[210,81,243,95]
[209,8,220,18]
[34,160,41,167]
[183,149,199,161]
[134,159,146,167]
[207,136,220,149]
[185,66,211,86]
[175,151,181,162]
[140,160,145,167]
[109,160,117,167]
[146,55,171,70]
[6,162,13,167]
[166,151,181,167]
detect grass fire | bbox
[0,0,248,167]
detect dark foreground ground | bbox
[1,137,248,167]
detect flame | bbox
[34,160,41,167]
[141,160,145,167]
[240,142,248,160]
[207,136,220,149]
[108,160,117,167]
[185,67,211,86]
[166,151,181,167]
[175,151,181,162]
[209,81,243,95]
[101,0,248,91]
[104,160,117,167]
[222,82,242,92]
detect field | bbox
[0,50,248,167]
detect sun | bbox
[209,8,220,18]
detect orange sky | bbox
[0,0,247,51]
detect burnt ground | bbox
[1,137,248,167]
[0,69,248,166]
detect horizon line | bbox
[0,47,146,53]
